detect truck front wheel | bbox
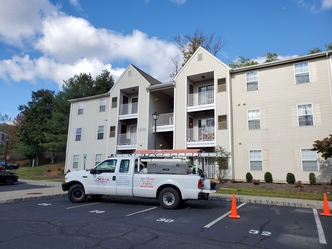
[158,187,181,209]
[68,184,87,203]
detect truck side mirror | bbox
[90,169,96,174]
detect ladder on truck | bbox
[133,149,224,158]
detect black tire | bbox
[68,184,87,203]
[158,187,181,209]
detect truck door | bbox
[116,158,132,196]
[87,159,117,195]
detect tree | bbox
[171,29,226,78]
[42,69,114,161]
[212,145,230,183]
[326,43,332,51]
[0,113,12,123]
[229,56,258,69]
[17,89,55,166]
[264,52,279,63]
[308,47,322,54]
[312,134,332,160]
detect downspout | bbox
[227,69,234,181]
[105,92,111,158]
[326,52,332,111]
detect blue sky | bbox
[0,0,331,120]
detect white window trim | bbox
[294,61,310,84]
[97,125,104,140]
[73,155,79,169]
[300,148,318,172]
[297,103,314,127]
[75,128,82,141]
[95,154,102,166]
[246,71,259,91]
[247,109,261,130]
[99,98,106,112]
[249,149,263,171]
[78,102,84,115]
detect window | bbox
[246,71,258,91]
[198,85,214,105]
[128,70,132,77]
[249,150,262,171]
[97,125,104,140]
[111,97,117,108]
[198,53,203,61]
[218,115,227,130]
[110,126,116,137]
[73,155,79,169]
[294,62,310,84]
[297,104,313,126]
[99,98,106,112]
[78,102,84,115]
[95,154,102,166]
[248,109,260,130]
[301,149,318,171]
[119,159,130,173]
[95,159,117,173]
[218,78,226,92]
[75,128,82,141]
[198,118,214,140]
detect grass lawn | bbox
[10,163,65,181]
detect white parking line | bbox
[313,209,327,244]
[126,206,158,217]
[204,203,247,228]
[66,202,99,209]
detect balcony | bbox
[187,127,215,148]
[119,103,138,119]
[117,133,136,150]
[154,113,174,132]
[187,90,214,112]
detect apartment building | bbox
[65,47,332,183]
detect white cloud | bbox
[0,0,58,47]
[0,0,183,90]
[322,0,332,9]
[169,0,186,5]
[69,0,82,10]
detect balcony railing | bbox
[187,127,215,141]
[156,113,174,126]
[119,102,138,115]
[117,133,136,145]
[188,90,214,107]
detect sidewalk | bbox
[0,179,331,210]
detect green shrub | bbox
[309,172,316,185]
[286,173,295,184]
[246,172,253,183]
[264,172,273,183]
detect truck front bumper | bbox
[62,182,69,191]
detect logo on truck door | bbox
[95,176,110,183]
[139,176,155,188]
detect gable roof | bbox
[174,46,230,80]
[131,64,162,86]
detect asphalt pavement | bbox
[0,179,331,211]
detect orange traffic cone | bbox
[229,193,240,219]
[320,193,332,217]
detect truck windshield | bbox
[95,159,117,173]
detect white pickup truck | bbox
[62,156,217,209]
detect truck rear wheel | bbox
[159,187,181,209]
[68,184,87,203]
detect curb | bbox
[209,194,325,209]
[0,193,67,204]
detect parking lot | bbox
[0,195,331,249]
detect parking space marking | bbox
[313,209,327,244]
[126,206,158,217]
[66,202,99,210]
[204,203,247,228]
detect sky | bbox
[0,0,331,120]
